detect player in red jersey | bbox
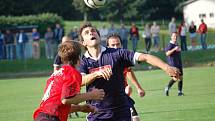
[33,41,105,121]
[106,33,144,121]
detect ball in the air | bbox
[84,0,106,9]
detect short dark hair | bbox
[58,41,81,67]
[79,23,100,41]
[106,33,122,46]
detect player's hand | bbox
[137,88,145,97]
[96,68,112,80]
[79,104,97,113]
[90,88,105,100]
[165,66,180,80]
[174,46,180,51]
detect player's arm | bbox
[166,47,177,56]
[81,69,112,86]
[61,88,105,105]
[136,53,179,78]
[69,104,96,113]
[126,68,145,97]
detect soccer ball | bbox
[84,0,106,9]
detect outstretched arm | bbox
[136,53,179,78]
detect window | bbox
[210,13,214,18]
[199,13,206,18]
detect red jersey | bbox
[33,65,82,121]
[198,23,207,34]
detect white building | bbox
[182,0,215,28]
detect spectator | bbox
[0,30,4,60]
[144,23,152,53]
[130,22,139,51]
[32,28,40,59]
[54,23,64,54]
[108,23,118,35]
[44,27,54,59]
[69,26,79,41]
[16,29,29,60]
[118,23,129,49]
[189,21,197,50]
[198,19,207,50]
[151,21,160,52]
[4,30,15,60]
[178,21,187,51]
[99,25,109,47]
[168,17,177,35]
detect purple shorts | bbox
[87,107,131,121]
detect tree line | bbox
[0,0,187,21]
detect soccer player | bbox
[33,41,105,121]
[164,32,184,96]
[79,23,180,121]
[53,35,73,72]
[106,33,145,121]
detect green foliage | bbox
[0,0,188,20]
[0,67,214,121]
[0,13,64,35]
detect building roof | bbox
[175,0,199,11]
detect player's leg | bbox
[178,68,184,96]
[165,78,176,96]
[178,76,184,96]
[35,112,60,121]
[130,105,140,121]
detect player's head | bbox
[62,35,72,43]
[58,41,81,67]
[79,23,100,47]
[106,33,122,49]
[171,32,178,43]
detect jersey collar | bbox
[84,46,106,60]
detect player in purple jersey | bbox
[79,23,180,121]
[164,32,184,96]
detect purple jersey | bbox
[165,43,182,68]
[79,46,138,120]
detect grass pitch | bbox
[0,67,214,121]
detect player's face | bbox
[171,33,177,43]
[108,37,122,49]
[81,27,100,47]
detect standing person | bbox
[54,23,64,54]
[198,19,207,50]
[144,23,151,53]
[69,26,79,41]
[164,32,184,96]
[16,29,29,60]
[189,21,197,50]
[118,23,129,49]
[44,27,54,59]
[33,41,105,121]
[79,23,180,121]
[106,33,145,121]
[130,22,139,51]
[99,25,109,47]
[168,17,177,36]
[108,23,118,35]
[178,21,187,51]
[4,29,15,60]
[0,30,4,60]
[151,21,160,52]
[32,28,40,59]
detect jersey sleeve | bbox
[118,48,136,66]
[61,68,82,100]
[165,43,172,52]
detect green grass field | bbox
[0,67,215,121]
